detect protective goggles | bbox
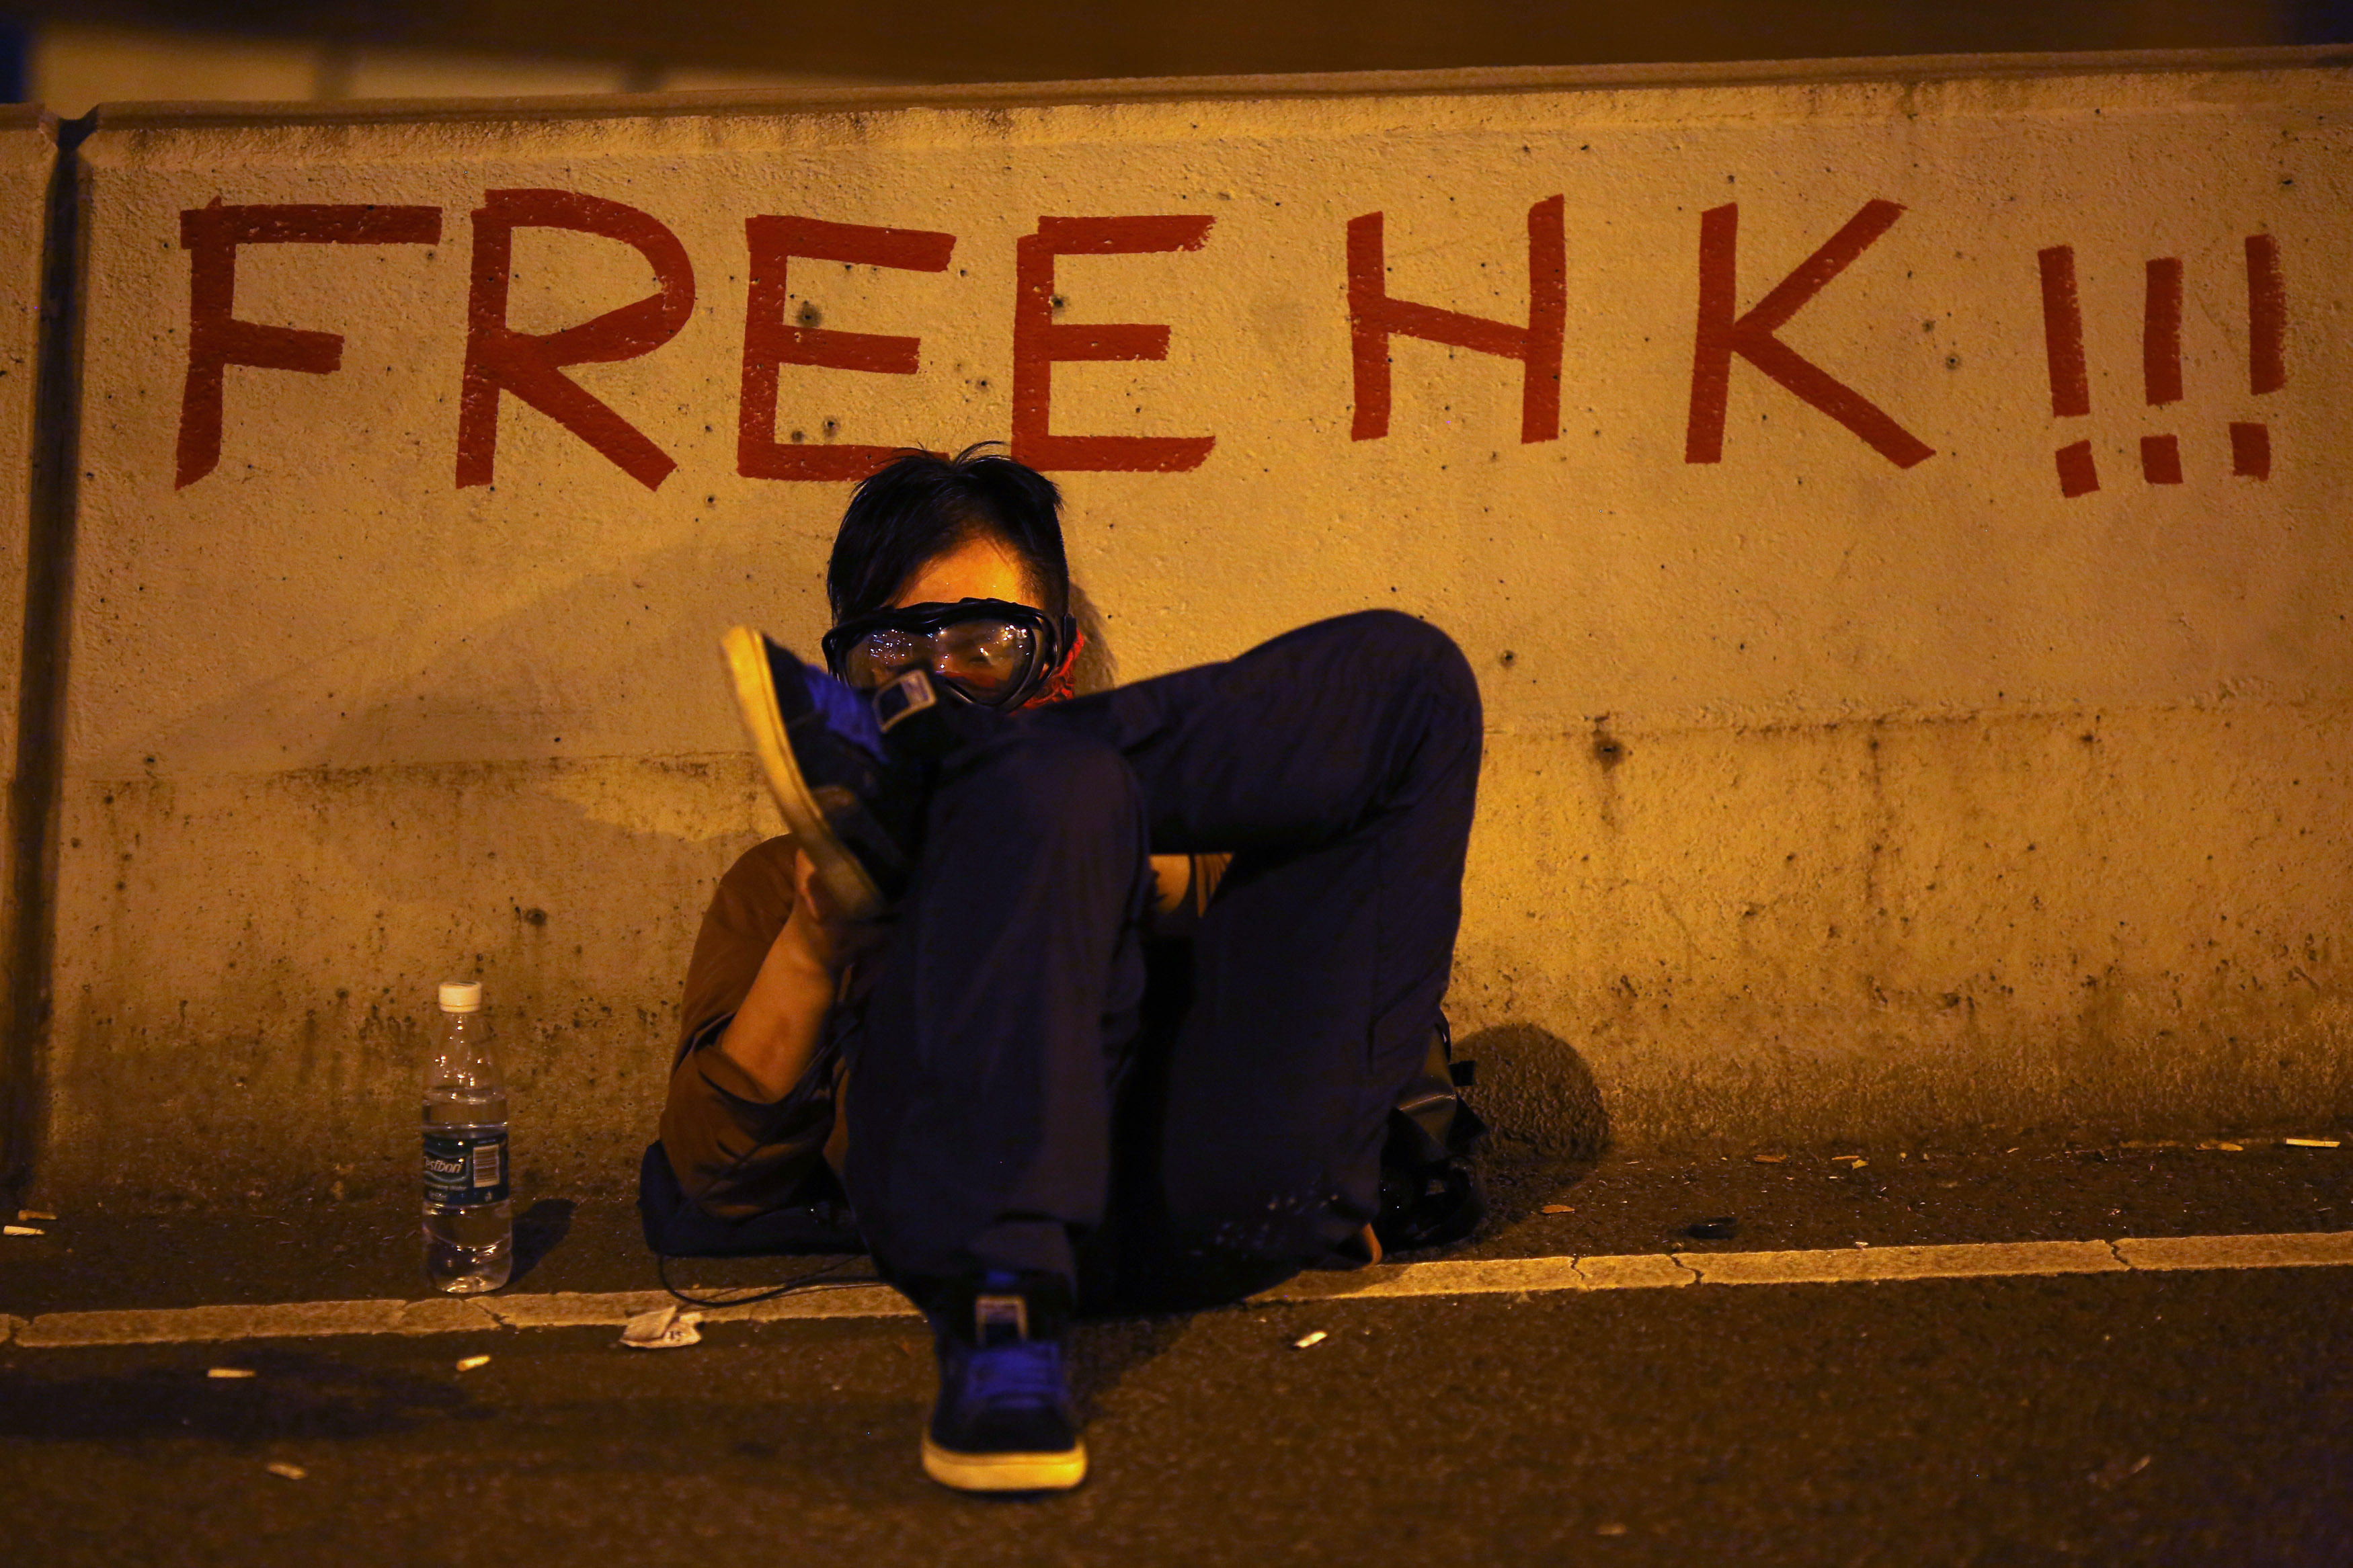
[821,598,1080,710]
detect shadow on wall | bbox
[1455,1023,1610,1236]
[1458,1022,1610,1163]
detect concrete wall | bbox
[30,49,2353,1205]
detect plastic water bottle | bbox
[422,979,512,1293]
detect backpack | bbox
[1365,1020,1487,1260]
[1373,1017,1488,1254]
[639,1016,1488,1262]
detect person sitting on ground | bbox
[646,444,1484,1494]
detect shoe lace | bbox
[799,659,885,755]
[963,1338,1067,1411]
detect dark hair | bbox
[826,444,1070,624]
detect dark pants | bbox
[838,610,1482,1309]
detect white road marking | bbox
[11,1295,486,1348]
[5,1230,2348,1349]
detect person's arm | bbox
[657,838,867,1219]
[714,850,865,1100]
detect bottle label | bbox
[424,1128,510,1206]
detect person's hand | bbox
[777,848,881,980]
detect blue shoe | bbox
[920,1273,1087,1493]
[721,626,926,920]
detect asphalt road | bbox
[5,1266,2351,1566]
[5,1135,2350,1565]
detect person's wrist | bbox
[779,915,846,983]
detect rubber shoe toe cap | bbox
[920,1432,1088,1493]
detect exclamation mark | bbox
[2140,257,2183,484]
[2037,245,2098,497]
[2232,233,2283,479]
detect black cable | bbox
[655,1246,871,1309]
[651,1026,871,1310]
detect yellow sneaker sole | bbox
[920,1432,1088,1493]
[720,625,884,921]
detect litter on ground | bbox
[455,1354,492,1371]
[206,1368,256,1380]
[621,1305,704,1350]
[1293,1331,1328,1350]
[265,1463,306,1481]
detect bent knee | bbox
[946,729,1140,841]
[1319,610,1482,725]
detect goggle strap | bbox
[1022,626,1086,708]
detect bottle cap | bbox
[438,981,483,1013]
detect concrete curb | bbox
[14,1294,493,1348]
[11,1231,2349,1348]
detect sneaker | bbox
[920,1272,1087,1493]
[720,626,924,921]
